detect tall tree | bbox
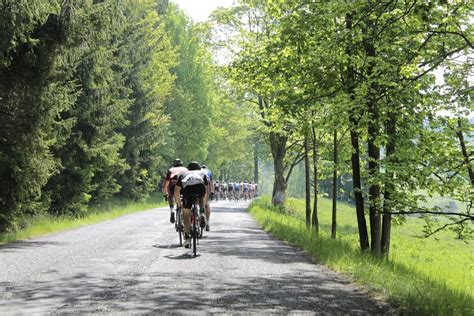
[116,0,176,200]
[0,0,76,230]
[163,4,213,164]
[222,0,473,253]
[45,1,130,215]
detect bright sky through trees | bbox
[172,0,234,22]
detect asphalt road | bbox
[0,200,391,314]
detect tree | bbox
[116,0,176,200]
[45,1,130,215]
[163,4,214,164]
[219,0,473,255]
[0,0,76,230]
[212,1,306,205]
[206,81,255,181]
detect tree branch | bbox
[285,152,305,183]
[421,217,471,239]
[413,30,473,49]
[385,210,473,219]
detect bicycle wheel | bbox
[192,221,197,257]
[198,212,205,239]
[191,206,197,257]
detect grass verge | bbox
[249,196,473,315]
[0,194,166,245]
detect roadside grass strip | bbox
[249,197,473,315]
[0,194,166,245]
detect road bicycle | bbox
[189,193,205,257]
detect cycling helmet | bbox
[201,165,208,169]
[172,158,183,167]
[187,161,201,171]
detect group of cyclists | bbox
[212,180,258,201]
[162,158,257,249]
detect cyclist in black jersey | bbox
[174,161,208,248]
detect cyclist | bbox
[234,181,241,200]
[174,161,209,248]
[201,165,214,231]
[223,180,228,199]
[227,181,233,200]
[162,158,187,224]
[251,181,257,198]
[213,180,220,200]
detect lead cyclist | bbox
[174,161,208,248]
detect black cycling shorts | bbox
[182,183,206,209]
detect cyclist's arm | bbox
[162,179,170,196]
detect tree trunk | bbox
[304,133,311,229]
[350,122,369,251]
[381,112,396,256]
[258,96,288,205]
[331,129,337,239]
[269,132,288,206]
[253,144,259,184]
[346,12,369,251]
[311,127,319,233]
[456,118,474,186]
[364,41,382,257]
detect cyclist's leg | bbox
[176,185,191,246]
[168,184,176,223]
[182,207,191,234]
[195,184,206,228]
[198,185,206,211]
[204,184,211,230]
[205,200,210,223]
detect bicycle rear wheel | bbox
[192,223,197,257]
[191,206,198,257]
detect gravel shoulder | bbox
[0,200,391,314]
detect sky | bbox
[171,0,235,22]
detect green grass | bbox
[0,194,166,245]
[249,196,474,315]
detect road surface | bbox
[0,200,391,314]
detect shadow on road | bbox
[152,244,182,249]
[0,270,389,314]
[163,253,200,260]
[0,240,66,252]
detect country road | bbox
[0,200,390,314]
